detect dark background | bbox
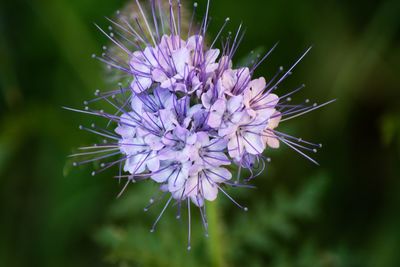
[1,0,400,266]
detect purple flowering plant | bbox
[66,0,334,249]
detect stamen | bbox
[187,198,192,251]
[135,0,157,45]
[217,185,248,211]
[281,99,336,122]
[150,196,173,232]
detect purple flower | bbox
[67,0,334,249]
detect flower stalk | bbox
[207,201,226,267]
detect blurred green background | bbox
[1,0,400,266]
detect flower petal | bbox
[243,132,265,155]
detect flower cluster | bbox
[67,0,333,247]
[115,33,282,207]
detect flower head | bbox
[67,0,334,249]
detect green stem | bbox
[207,201,226,267]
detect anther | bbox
[79,125,83,130]
[91,171,96,176]
[91,54,96,58]
[243,207,249,212]
[83,100,88,105]
[193,2,198,7]
[225,17,230,22]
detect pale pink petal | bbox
[152,68,168,83]
[206,167,232,183]
[243,132,265,155]
[168,169,188,192]
[204,152,230,166]
[227,134,244,159]
[146,154,160,172]
[227,95,244,114]
[259,93,279,108]
[267,136,280,149]
[191,195,204,207]
[151,166,174,183]
[221,69,236,91]
[268,112,282,129]
[172,48,190,75]
[208,138,228,151]
[131,77,152,93]
[144,134,164,151]
[218,123,238,137]
[201,178,218,201]
[250,77,266,96]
